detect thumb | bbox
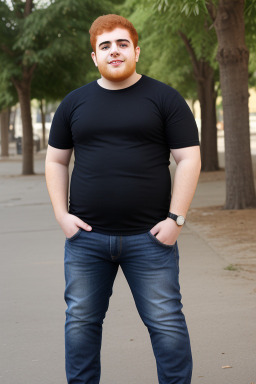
[76,218,92,231]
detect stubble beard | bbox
[97,59,136,82]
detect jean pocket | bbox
[147,231,175,249]
[66,228,82,242]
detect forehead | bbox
[96,27,132,46]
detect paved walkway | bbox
[0,151,256,384]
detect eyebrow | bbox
[98,39,131,48]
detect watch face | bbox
[177,216,185,226]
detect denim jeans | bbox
[64,229,192,384]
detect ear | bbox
[91,52,98,67]
[135,46,140,62]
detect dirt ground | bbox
[187,169,256,283]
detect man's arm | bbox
[150,145,201,245]
[45,145,92,238]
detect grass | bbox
[224,264,238,271]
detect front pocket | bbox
[147,231,175,248]
[66,228,82,242]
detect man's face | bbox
[91,28,140,82]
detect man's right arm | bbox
[45,145,92,238]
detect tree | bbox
[206,0,256,208]
[0,0,111,174]
[0,78,17,157]
[0,108,10,156]
[30,36,94,149]
[178,30,219,171]
[122,0,220,171]
[1,0,37,173]
[125,0,256,208]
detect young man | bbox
[45,14,201,384]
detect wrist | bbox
[167,212,186,226]
[55,210,69,224]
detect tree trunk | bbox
[10,107,17,142]
[15,82,34,175]
[179,32,219,171]
[40,99,46,149]
[197,63,219,171]
[0,108,10,157]
[9,0,36,175]
[210,0,256,208]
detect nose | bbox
[110,43,120,56]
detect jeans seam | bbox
[174,243,180,271]
[118,236,122,257]
[110,236,115,259]
[110,236,122,260]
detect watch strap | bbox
[167,212,186,226]
[167,212,178,221]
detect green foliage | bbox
[245,0,256,17]
[248,52,256,89]
[1,0,256,106]
[153,0,208,16]
[120,0,218,98]
[0,78,17,110]
[136,27,197,99]
[122,0,256,97]
[150,0,217,63]
[245,0,256,47]
[245,0,256,88]
[0,0,124,105]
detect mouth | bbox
[109,60,123,66]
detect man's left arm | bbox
[150,145,201,245]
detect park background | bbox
[0,1,256,384]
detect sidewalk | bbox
[0,152,256,384]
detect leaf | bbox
[194,4,199,15]
[181,4,188,14]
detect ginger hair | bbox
[89,14,139,52]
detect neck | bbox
[97,72,142,90]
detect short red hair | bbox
[89,14,139,52]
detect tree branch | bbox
[22,62,37,81]
[178,30,203,81]
[206,0,217,21]
[26,62,37,78]
[24,0,33,17]
[1,44,15,57]
[11,76,18,89]
[11,63,37,90]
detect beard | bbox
[97,59,136,82]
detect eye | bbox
[120,43,128,48]
[101,46,109,50]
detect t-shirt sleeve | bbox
[48,98,73,149]
[163,90,200,149]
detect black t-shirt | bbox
[49,74,200,235]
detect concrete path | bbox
[0,152,256,384]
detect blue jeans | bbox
[64,229,192,384]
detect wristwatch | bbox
[167,212,186,226]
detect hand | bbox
[57,212,92,238]
[150,218,182,246]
